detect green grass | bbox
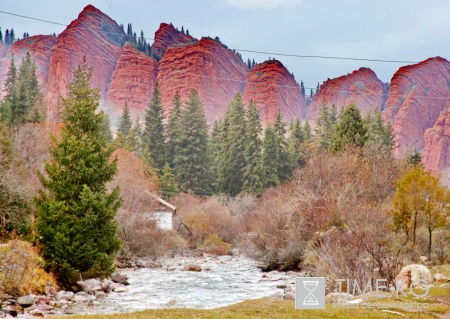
[53,298,448,319]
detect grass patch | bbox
[52,298,447,319]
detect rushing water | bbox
[77,256,295,315]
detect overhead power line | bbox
[0,9,423,65]
[3,9,450,104]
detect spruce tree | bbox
[0,27,2,42]
[4,29,9,46]
[303,120,312,142]
[287,118,305,168]
[118,103,132,137]
[12,52,39,125]
[242,100,264,194]
[217,93,247,196]
[300,80,306,98]
[331,104,368,152]
[166,92,183,166]
[35,60,121,285]
[273,109,291,183]
[316,82,320,94]
[142,83,166,174]
[0,55,17,122]
[314,100,336,150]
[210,119,223,192]
[101,112,113,142]
[173,89,211,194]
[262,125,280,187]
[160,163,179,199]
[366,109,393,151]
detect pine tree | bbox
[11,52,40,125]
[9,29,14,44]
[242,100,264,194]
[4,29,9,46]
[217,93,247,196]
[262,125,280,187]
[0,27,3,42]
[300,80,305,98]
[118,103,132,137]
[273,109,291,183]
[142,83,166,174]
[101,112,113,142]
[0,55,17,122]
[186,29,189,36]
[303,120,312,142]
[366,109,393,151]
[35,60,121,285]
[166,92,183,166]
[210,119,223,192]
[181,26,184,33]
[160,163,178,199]
[314,100,336,150]
[331,104,368,152]
[316,82,320,94]
[287,118,305,168]
[173,89,211,194]
[309,88,314,101]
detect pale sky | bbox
[1,0,449,90]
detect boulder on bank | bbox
[434,273,450,283]
[184,263,202,272]
[394,264,432,289]
[111,272,129,285]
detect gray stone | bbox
[56,291,74,300]
[284,292,295,300]
[17,295,35,307]
[111,272,128,284]
[94,291,106,299]
[113,286,129,292]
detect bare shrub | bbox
[109,149,186,259]
[0,240,56,296]
[244,145,405,277]
[173,193,244,252]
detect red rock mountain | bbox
[382,57,450,157]
[44,5,124,118]
[150,23,195,61]
[422,105,450,175]
[306,67,386,124]
[157,37,248,123]
[0,35,56,96]
[242,60,306,123]
[106,43,158,112]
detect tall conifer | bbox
[142,83,166,173]
[35,61,121,285]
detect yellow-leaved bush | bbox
[0,240,56,296]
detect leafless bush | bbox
[173,193,244,251]
[0,240,56,296]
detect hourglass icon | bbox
[302,281,319,306]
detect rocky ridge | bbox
[242,60,306,123]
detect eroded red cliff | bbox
[382,57,450,157]
[106,43,158,112]
[0,35,56,96]
[150,23,195,61]
[242,60,305,123]
[306,67,386,124]
[157,37,248,123]
[44,5,124,118]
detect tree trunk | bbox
[412,211,418,246]
[428,227,432,260]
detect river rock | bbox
[17,295,35,307]
[95,291,106,299]
[57,291,74,300]
[395,264,432,289]
[434,273,450,283]
[184,263,202,272]
[111,272,129,285]
[113,286,129,292]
